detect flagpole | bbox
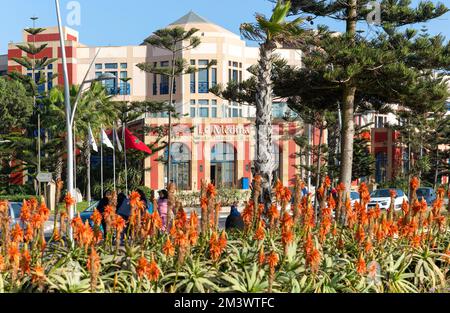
[122,120,128,195]
[101,125,104,197]
[87,123,92,203]
[113,128,116,193]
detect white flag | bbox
[114,128,122,152]
[101,129,114,150]
[88,126,98,152]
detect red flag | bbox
[124,128,152,154]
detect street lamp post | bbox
[55,0,115,241]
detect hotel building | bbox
[5,12,304,191]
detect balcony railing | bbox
[198,82,209,93]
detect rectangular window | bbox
[105,63,118,69]
[190,72,196,93]
[239,70,242,83]
[228,61,232,66]
[120,63,127,69]
[198,99,209,106]
[47,72,53,91]
[153,74,157,95]
[105,71,118,95]
[190,100,196,105]
[232,108,239,117]
[239,62,242,68]
[211,100,217,106]
[212,107,217,118]
[199,107,209,118]
[233,62,238,68]
[160,75,169,94]
[161,61,169,67]
[198,68,209,93]
[95,72,102,79]
[232,70,239,82]
[95,64,102,70]
[120,71,130,95]
[199,60,209,66]
[211,68,217,87]
[190,107,196,118]
[190,59,196,65]
[47,64,53,70]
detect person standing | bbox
[225,202,244,232]
[157,189,169,232]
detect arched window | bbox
[164,143,191,190]
[211,142,236,188]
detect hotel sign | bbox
[197,124,251,136]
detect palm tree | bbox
[240,0,303,198]
[137,27,216,187]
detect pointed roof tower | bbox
[169,11,211,25]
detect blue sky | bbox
[1,0,449,54]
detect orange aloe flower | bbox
[266,251,279,273]
[147,255,161,282]
[274,180,284,202]
[174,230,188,249]
[64,193,76,209]
[254,221,265,241]
[410,177,419,192]
[19,200,31,223]
[281,187,292,204]
[355,224,365,243]
[30,213,43,230]
[175,207,187,230]
[306,247,321,272]
[136,256,149,279]
[31,265,46,284]
[11,223,23,243]
[389,189,397,198]
[209,232,221,261]
[368,261,378,280]
[282,227,294,246]
[268,204,279,224]
[24,225,34,242]
[38,203,50,221]
[8,242,20,266]
[103,205,115,221]
[258,246,265,266]
[87,246,101,273]
[324,176,331,188]
[327,194,336,210]
[112,215,126,234]
[401,199,409,216]
[129,191,141,208]
[304,233,313,255]
[188,228,199,246]
[20,248,31,275]
[91,209,102,227]
[411,234,421,248]
[358,183,370,205]
[241,202,254,227]
[207,183,217,197]
[365,238,373,253]
[219,231,227,251]
[356,254,366,275]
[0,255,4,272]
[163,238,175,257]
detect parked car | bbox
[368,188,408,210]
[350,191,360,206]
[7,201,56,237]
[416,187,437,206]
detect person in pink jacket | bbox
[157,189,169,232]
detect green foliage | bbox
[0,78,33,133]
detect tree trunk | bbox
[339,86,356,194]
[54,155,63,204]
[255,41,276,204]
[314,124,324,218]
[167,48,176,188]
[85,138,92,202]
[339,0,357,195]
